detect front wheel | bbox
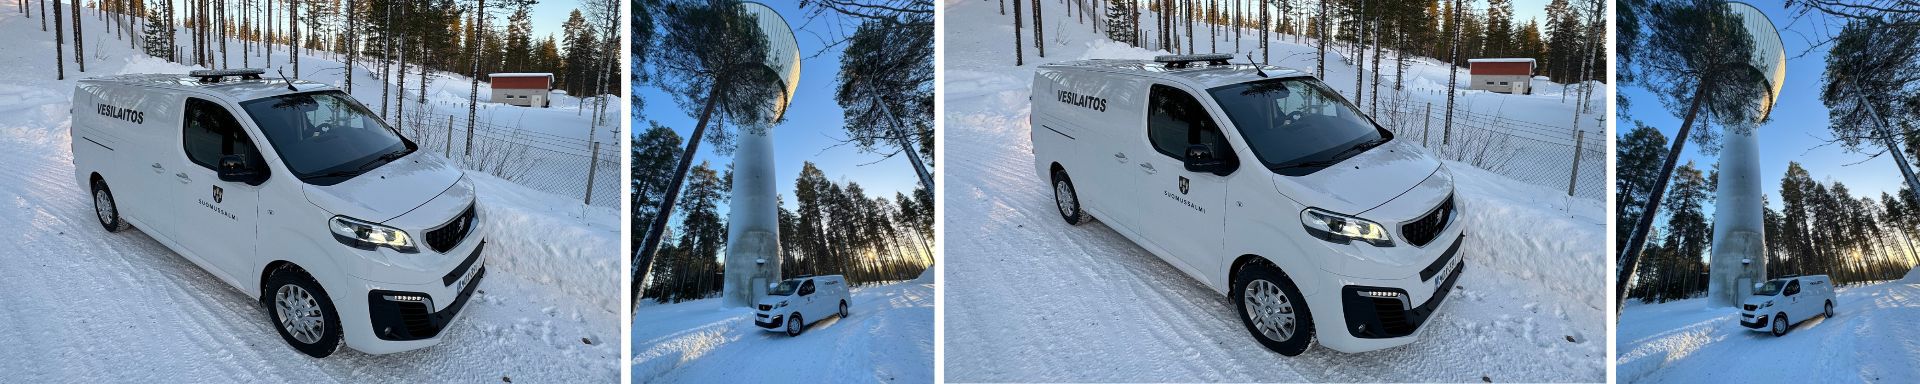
[1052,170,1089,225]
[1772,314,1789,337]
[266,267,343,358]
[786,313,804,337]
[1232,261,1315,356]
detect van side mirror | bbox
[217,154,266,185]
[1184,144,1235,176]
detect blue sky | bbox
[1616,1,1911,213]
[633,1,925,214]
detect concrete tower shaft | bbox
[720,1,801,308]
[1707,2,1784,307]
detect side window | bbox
[1785,280,1801,296]
[183,98,263,170]
[1146,84,1230,159]
[799,279,816,296]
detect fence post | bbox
[1567,129,1585,197]
[584,141,601,206]
[1422,102,1432,147]
[445,116,454,155]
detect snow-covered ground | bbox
[940,0,1606,382]
[1616,269,1920,383]
[628,269,934,383]
[0,6,617,382]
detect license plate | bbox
[454,260,481,294]
[1434,259,1457,290]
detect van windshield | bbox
[239,91,415,186]
[768,280,800,296]
[1207,78,1390,176]
[1754,280,1785,296]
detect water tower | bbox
[721,1,802,308]
[1708,1,1785,307]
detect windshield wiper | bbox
[1275,137,1388,170]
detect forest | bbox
[22,0,621,98]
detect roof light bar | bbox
[1154,53,1235,69]
[189,68,266,83]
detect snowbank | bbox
[1617,283,1920,382]
[1901,266,1920,284]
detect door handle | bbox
[175,172,191,184]
[1139,162,1158,174]
[1114,152,1129,163]
[151,163,164,173]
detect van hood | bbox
[1741,294,1779,308]
[1271,139,1442,215]
[755,294,794,308]
[303,151,465,223]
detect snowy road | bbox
[629,275,935,383]
[0,9,617,382]
[1616,277,1920,383]
[939,0,1605,382]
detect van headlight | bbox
[778,301,789,308]
[329,215,419,253]
[1301,208,1394,247]
[1763,301,1774,308]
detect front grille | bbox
[1369,297,1417,335]
[425,204,477,253]
[758,304,772,311]
[1744,304,1757,311]
[1401,195,1455,247]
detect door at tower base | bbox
[1711,230,1766,306]
[724,230,781,307]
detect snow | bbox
[628,275,935,383]
[939,0,1605,381]
[1616,282,1920,383]
[1901,266,1920,284]
[0,6,616,382]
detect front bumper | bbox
[1311,234,1465,353]
[1740,313,1769,329]
[339,239,488,354]
[754,312,785,330]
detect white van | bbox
[70,69,486,357]
[1740,275,1835,336]
[1031,54,1465,356]
[753,275,851,336]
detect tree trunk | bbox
[1617,85,1711,315]
[634,85,725,310]
[1013,0,1023,66]
[54,0,64,80]
[72,0,83,72]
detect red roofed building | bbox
[488,73,553,108]
[1466,58,1536,95]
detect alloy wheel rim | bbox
[789,315,799,334]
[1243,279,1296,342]
[94,189,113,225]
[1775,317,1785,334]
[276,285,324,344]
[1055,180,1076,217]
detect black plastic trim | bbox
[1341,259,1464,339]
[1740,314,1769,329]
[367,266,486,341]
[1419,234,1465,281]
[442,240,486,286]
[755,314,785,329]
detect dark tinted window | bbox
[182,98,264,170]
[1147,84,1232,159]
[239,91,412,185]
[799,279,816,296]
[1785,280,1801,296]
[1207,78,1388,175]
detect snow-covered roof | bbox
[1467,58,1537,64]
[488,73,553,78]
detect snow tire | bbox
[91,178,130,233]
[266,266,344,358]
[1232,261,1315,356]
[1052,169,1089,226]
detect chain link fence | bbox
[1368,96,1606,200]
[390,112,622,208]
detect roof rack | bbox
[1154,53,1234,69]
[189,68,266,83]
